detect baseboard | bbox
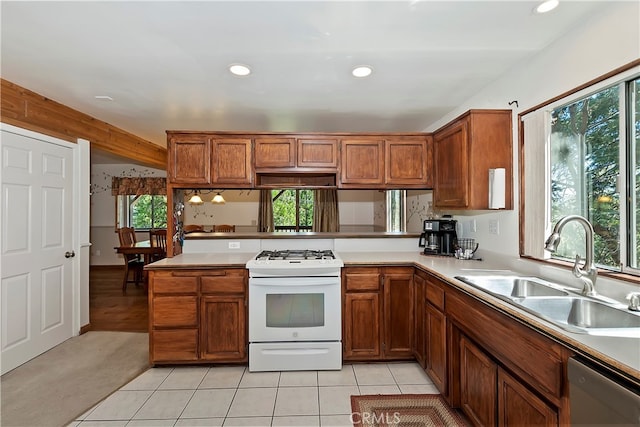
[79,323,92,334]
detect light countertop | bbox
[146,250,640,383]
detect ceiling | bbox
[1,1,611,164]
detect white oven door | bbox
[249,276,341,343]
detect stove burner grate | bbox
[255,249,335,261]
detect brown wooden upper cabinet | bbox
[255,137,338,171]
[211,137,253,187]
[433,110,512,209]
[340,138,385,187]
[385,136,433,187]
[168,133,211,184]
[340,135,432,188]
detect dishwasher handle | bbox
[568,357,640,425]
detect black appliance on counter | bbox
[419,218,458,256]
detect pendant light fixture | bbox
[188,190,204,205]
[211,192,226,204]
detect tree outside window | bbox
[549,78,640,271]
[118,195,167,230]
[272,189,313,231]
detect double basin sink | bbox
[454,274,640,335]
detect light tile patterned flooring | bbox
[69,362,439,426]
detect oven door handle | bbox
[249,277,339,287]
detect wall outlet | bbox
[489,219,500,235]
[228,241,240,249]
[95,249,101,256]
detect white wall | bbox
[426,2,640,258]
[90,163,166,265]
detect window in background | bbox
[272,189,313,232]
[387,190,406,232]
[117,195,167,230]
[547,75,639,273]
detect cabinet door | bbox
[460,335,497,427]
[211,138,253,186]
[343,292,381,360]
[340,139,384,186]
[498,368,558,427]
[297,138,338,170]
[385,137,431,186]
[200,295,247,361]
[255,137,296,169]
[425,303,447,393]
[413,271,426,367]
[433,119,469,208]
[383,271,413,358]
[168,135,211,184]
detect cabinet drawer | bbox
[152,296,198,328]
[201,273,246,294]
[344,268,381,291]
[152,275,198,294]
[426,280,445,310]
[152,329,198,361]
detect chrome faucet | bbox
[544,215,598,297]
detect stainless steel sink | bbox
[455,275,570,298]
[516,297,640,331]
[454,274,640,334]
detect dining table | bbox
[115,239,165,265]
[115,240,166,290]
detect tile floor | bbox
[69,362,440,426]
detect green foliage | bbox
[550,84,626,269]
[131,195,167,229]
[272,189,313,230]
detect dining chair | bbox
[117,227,144,293]
[214,224,235,232]
[149,228,167,262]
[183,224,204,234]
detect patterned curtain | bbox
[111,177,167,196]
[313,189,340,232]
[257,189,274,232]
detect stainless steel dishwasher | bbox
[568,357,640,425]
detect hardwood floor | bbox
[90,266,148,332]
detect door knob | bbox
[64,251,76,258]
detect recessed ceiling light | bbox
[229,64,251,76]
[535,0,559,14]
[352,65,373,78]
[94,95,113,101]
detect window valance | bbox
[111,177,167,196]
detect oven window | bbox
[266,293,325,328]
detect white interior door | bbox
[1,128,74,374]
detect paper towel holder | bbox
[489,168,506,209]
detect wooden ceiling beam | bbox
[1,79,166,169]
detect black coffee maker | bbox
[419,218,458,256]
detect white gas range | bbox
[246,249,343,372]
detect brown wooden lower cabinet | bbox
[459,334,559,427]
[200,295,246,361]
[413,270,427,367]
[425,301,447,393]
[460,335,498,426]
[342,266,413,361]
[343,292,381,359]
[148,268,247,365]
[498,368,559,427]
